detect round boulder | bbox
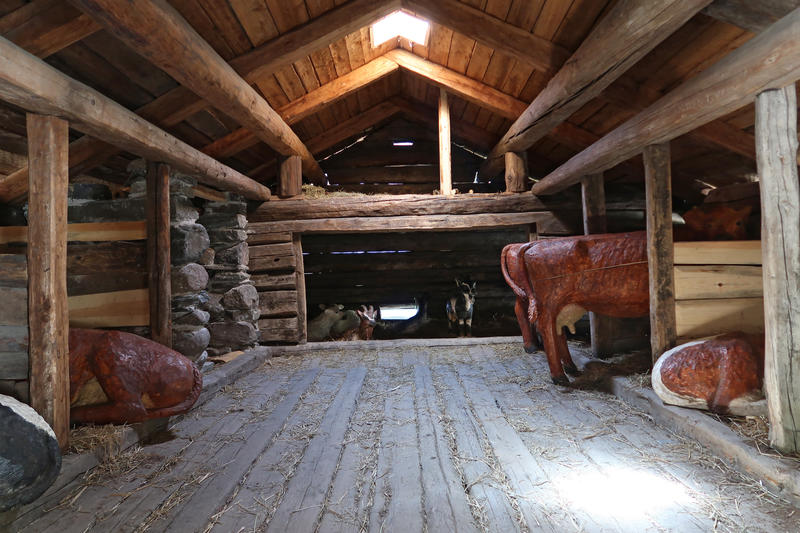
[172,327,211,360]
[1,394,61,512]
[171,263,209,294]
[222,284,258,310]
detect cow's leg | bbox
[557,329,579,375]
[540,314,568,385]
[515,298,539,353]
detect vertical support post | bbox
[292,233,307,344]
[505,151,528,192]
[26,114,69,449]
[278,155,302,198]
[644,143,676,364]
[146,162,172,347]
[581,173,615,357]
[527,222,538,243]
[438,88,452,196]
[756,85,800,453]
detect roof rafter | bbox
[532,8,800,195]
[0,0,99,57]
[478,0,713,178]
[70,0,324,182]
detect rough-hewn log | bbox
[70,0,323,183]
[0,0,100,58]
[250,213,556,235]
[481,0,712,178]
[251,193,572,222]
[26,113,69,449]
[756,84,800,453]
[505,152,528,193]
[438,89,452,196]
[532,8,800,195]
[0,36,271,201]
[644,143,677,363]
[293,235,307,344]
[278,156,302,199]
[146,162,171,347]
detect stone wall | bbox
[200,200,259,357]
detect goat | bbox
[446,279,476,337]
[307,304,345,342]
[332,305,378,341]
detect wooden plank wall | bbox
[0,254,28,392]
[673,240,764,340]
[249,231,302,343]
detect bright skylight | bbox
[393,140,414,147]
[371,11,429,47]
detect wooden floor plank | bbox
[455,361,562,532]
[368,368,424,533]
[266,366,367,532]
[208,368,346,532]
[413,363,479,533]
[318,371,390,532]
[433,364,523,532]
[107,368,318,532]
[22,370,289,533]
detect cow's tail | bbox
[501,245,528,300]
[147,361,203,419]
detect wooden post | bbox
[146,162,172,347]
[26,114,69,449]
[278,155,303,198]
[292,234,307,344]
[438,88,452,196]
[644,143,676,363]
[527,222,538,243]
[756,84,800,453]
[581,173,616,357]
[504,151,528,192]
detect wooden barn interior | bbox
[1,0,800,530]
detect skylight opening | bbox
[371,11,429,48]
[393,140,414,147]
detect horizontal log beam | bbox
[0,36,271,200]
[0,0,100,58]
[481,0,712,177]
[532,8,800,195]
[249,212,556,235]
[703,0,797,33]
[70,0,323,183]
[249,192,570,222]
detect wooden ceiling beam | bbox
[0,0,100,58]
[70,0,323,183]
[0,36,270,200]
[479,0,713,178]
[203,56,400,159]
[386,49,525,120]
[401,0,569,75]
[702,0,798,33]
[531,8,800,195]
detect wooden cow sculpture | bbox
[652,332,766,416]
[521,232,649,384]
[69,329,202,424]
[501,242,540,352]
[674,204,752,241]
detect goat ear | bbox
[454,278,461,285]
[471,281,477,290]
[318,303,326,311]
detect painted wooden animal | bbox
[307,304,346,342]
[69,328,202,424]
[674,205,752,241]
[332,305,378,341]
[652,332,766,416]
[446,278,477,336]
[501,242,540,352]
[521,232,649,385]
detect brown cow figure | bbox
[501,242,540,353]
[69,329,202,424]
[521,232,649,385]
[674,205,752,241]
[652,332,765,415]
